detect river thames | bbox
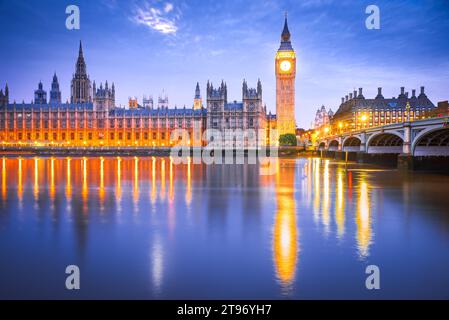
[0,156,448,299]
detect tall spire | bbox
[281,12,291,42]
[195,82,201,99]
[71,41,92,103]
[278,12,293,51]
[79,40,84,58]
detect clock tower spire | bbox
[275,13,297,139]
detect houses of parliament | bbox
[0,17,298,148]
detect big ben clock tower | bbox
[275,13,296,138]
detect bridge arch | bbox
[412,127,449,156]
[328,140,339,151]
[367,132,404,154]
[318,142,326,150]
[342,136,361,152]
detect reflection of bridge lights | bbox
[356,179,372,258]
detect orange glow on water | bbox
[99,157,105,208]
[17,158,23,206]
[151,157,156,205]
[1,158,6,201]
[356,177,372,258]
[66,158,72,201]
[273,160,298,293]
[50,157,55,201]
[185,157,192,206]
[34,157,39,201]
[336,168,346,238]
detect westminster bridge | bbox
[316,116,449,170]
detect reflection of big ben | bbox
[275,13,296,137]
[273,160,298,293]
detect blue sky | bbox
[0,0,448,128]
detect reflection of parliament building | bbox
[0,17,298,147]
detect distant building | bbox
[313,105,333,129]
[142,95,154,109]
[128,97,139,109]
[331,87,436,131]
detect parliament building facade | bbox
[0,17,299,148]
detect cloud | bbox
[133,2,179,35]
[164,3,173,13]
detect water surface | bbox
[1,156,449,299]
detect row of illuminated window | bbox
[13,131,180,141]
[0,118,199,130]
[0,112,203,121]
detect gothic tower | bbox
[93,80,115,112]
[193,82,202,110]
[206,81,227,130]
[275,13,296,137]
[49,73,62,104]
[34,81,47,104]
[71,41,92,103]
[0,83,8,107]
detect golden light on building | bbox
[273,160,298,292]
[356,177,372,258]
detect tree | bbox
[279,133,297,146]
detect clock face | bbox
[280,60,291,72]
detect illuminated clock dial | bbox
[280,60,291,72]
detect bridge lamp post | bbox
[406,102,411,122]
